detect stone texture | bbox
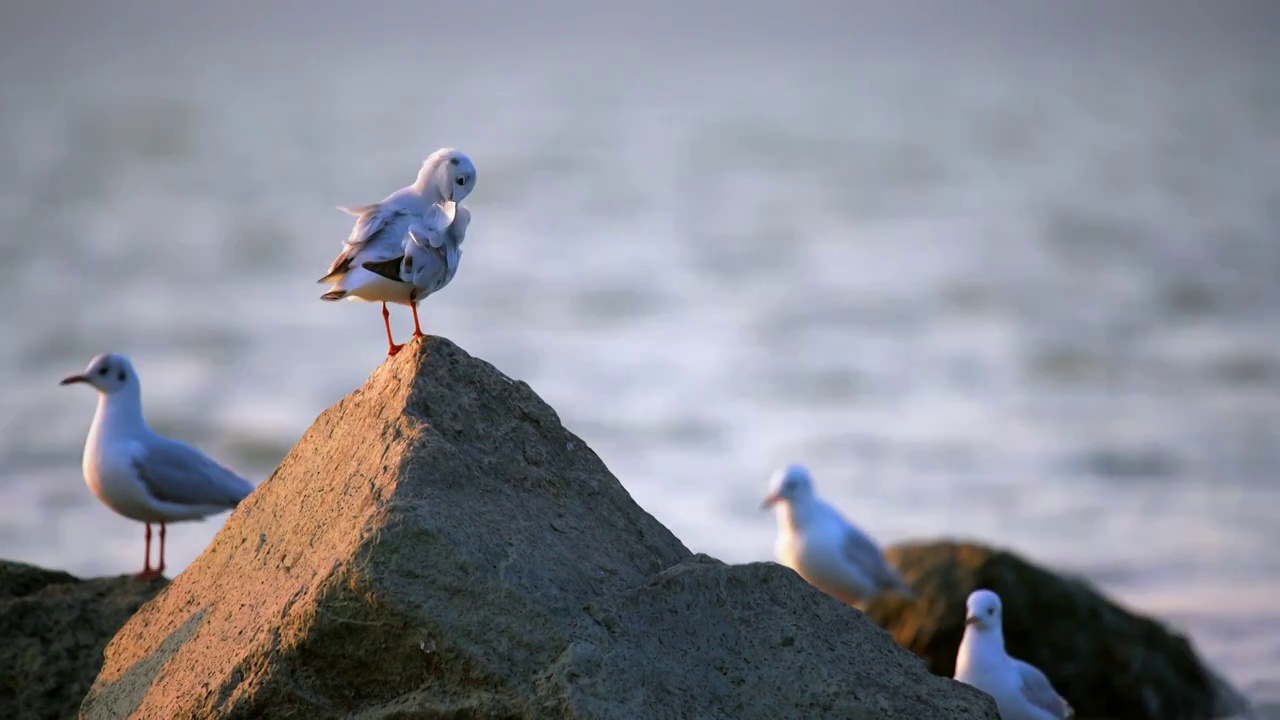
[863,541,1253,720]
[0,561,166,720]
[81,337,996,719]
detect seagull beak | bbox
[59,375,88,386]
[964,615,979,626]
[760,493,780,510]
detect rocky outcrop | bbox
[81,337,997,719]
[863,541,1253,720]
[0,561,166,720]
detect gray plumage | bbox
[843,526,916,599]
[132,435,253,509]
[1016,660,1075,719]
[317,149,477,306]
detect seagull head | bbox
[60,353,139,395]
[964,589,1003,631]
[418,148,477,203]
[760,463,815,510]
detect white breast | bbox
[82,432,159,522]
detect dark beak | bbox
[60,375,88,386]
[964,615,978,626]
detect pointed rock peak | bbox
[82,336,689,717]
[82,337,996,719]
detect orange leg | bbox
[382,302,403,356]
[410,291,424,339]
[157,521,167,575]
[134,523,163,581]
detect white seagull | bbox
[954,590,1075,720]
[318,148,477,356]
[60,353,255,580]
[761,463,914,605]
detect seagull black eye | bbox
[448,157,461,166]
[987,608,994,615]
[455,177,466,186]
[118,371,126,382]
[98,367,109,376]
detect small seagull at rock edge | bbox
[762,463,915,605]
[61,353,255,580]
[954,589,1075,720]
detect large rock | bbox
[0,561,166,720]
[863,541,1253,720]
[81,337,997,719]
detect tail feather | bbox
[320,290,348,301]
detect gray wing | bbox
[842,524,914,597]
[401,240,453,294]
[1015,659,1074,719]
[317,204,410,283]
[403,205,469,294]
[132,436,254,509]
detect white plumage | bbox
[318,147,477,355]
[60,353,254,579]
[762,464,914,605]
[954,590,1075,720]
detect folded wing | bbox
[842,523,914,598]
[1015,659,1074,719]
[132,436,254,509]
[317,204,412,284]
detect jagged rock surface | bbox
[0,561,166,720]
[81,337,997,719]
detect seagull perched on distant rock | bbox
[761,463,914,605]
[318,148,477,356]
[954,589,1075,720]
[61,353,255,580]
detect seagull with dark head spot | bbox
[318,148,477,356]
[955,589,1075,720]
[762,463,914,606]
[60,353,255,580]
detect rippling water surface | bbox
[1,0,1277,705]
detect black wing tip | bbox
[317,257,353,284]
[320,290,348,301]
[361,257,405,281]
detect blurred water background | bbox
[1,0,1277,708]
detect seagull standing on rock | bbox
[318,148,477,356]
[954,589,1075,720]
[61,353,255,580]
[761,463,914,605]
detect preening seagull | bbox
[318,148,477,356]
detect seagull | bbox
[761,463,914,605]
[954,590,1075,720]
[60,353,255,580]
[317,148,477,356]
